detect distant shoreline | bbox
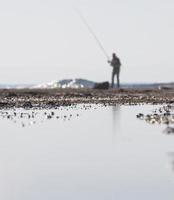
[0,79,174,90]
[0,88,174,109]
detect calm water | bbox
[0,105,174,200]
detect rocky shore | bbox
[137,104,174,134]
[0,88,174,109]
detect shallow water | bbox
[0,105,174,200]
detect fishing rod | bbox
[75,9,110,60]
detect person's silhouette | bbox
[108,53,121,88]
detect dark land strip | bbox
[0,88,174,109]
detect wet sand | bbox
[0,88,174,109]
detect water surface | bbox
[0,105,174,200]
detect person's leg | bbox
[117,73,120,88]
[111,72,115,88]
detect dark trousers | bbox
[111,72,120,88]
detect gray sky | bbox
[0,0,173,84]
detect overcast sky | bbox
[0,0,173,84]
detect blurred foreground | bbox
[0,88,174,109]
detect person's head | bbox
[112,53,116,58]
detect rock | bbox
[93,82,109,90]
[0,102,8,108]
[136,113,144,119]
[164,126,174,134]
[22,101,33,108]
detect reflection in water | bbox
[0,105,174,200]
[168,152,174,173]
[112,105,121,143]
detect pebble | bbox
[137,104,174,134]
[0,104,94,127]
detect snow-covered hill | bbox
[32,79,95,89]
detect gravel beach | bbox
[0,88,174,109]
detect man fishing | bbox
[108,53,121,88]
[76,10,122,88]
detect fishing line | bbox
[75,8,109,60]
